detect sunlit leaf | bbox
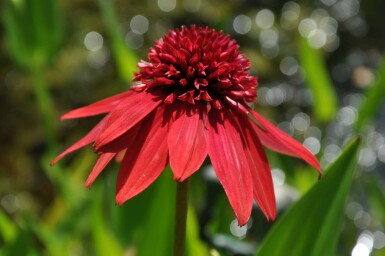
[2,218,39,256]
[91,183,124,256]
[186,205,210,256]
[2,0,63,69]
[298,36,338,123]
[364,178,385,256]
[0,209,17,244]
[366,177,385,228]
[137,168,175,256]
[356,54,385,131]
[255,137,361,256]
[109,190,151,247]
[98,0,138,82]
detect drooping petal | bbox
[115,106,171,205]
[61,91,132,120]
[95,91,163,149]
[85,153,116,188]
[206,108,253,226]
[249,109,321,173]
[94,119,143,153]
[168,103,207,181]
[50,119,106,165]
[236,113,276,220]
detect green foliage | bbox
[2,0,63,70]
[137,169,176,256]
[255,137,361,256]
[186,205,210,256]
[91,184,124,256]
[299,36,338,123]
[356,54,385,131]
[0,209,17,244]
[98,0,139,83]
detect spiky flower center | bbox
[132,25,257,109]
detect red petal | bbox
[206,108,253,226]
[50,119,106,165]
[236,114,276,220]
[85,153,115,188]
[115,106,171,205]
[95,92,163,149]
[95,119,143,153]
[249,110,321,173]
[61,91,132,120]
[168,104,207,181]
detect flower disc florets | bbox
[132,25,257,110]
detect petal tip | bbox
[237,217,249,227]
[60,114,69,120]
[268,212,276,222]
[115,196,126,207]
[84,182,91,190]
[50,156,61,166]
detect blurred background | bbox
[1,0,385,255]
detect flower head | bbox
[52,25,321,226]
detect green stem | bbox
[31,68,58,153]
[173,178,190,256]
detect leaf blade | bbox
[255,137,361,256]
[298,36,338,123]
[356,53,385,131]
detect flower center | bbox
[132,25,258,109]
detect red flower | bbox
[52,25,321,226]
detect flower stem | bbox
[173,178,189,256]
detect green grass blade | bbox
[299,36,338,123]
[137,168,176,256]
[91,183,124,256]
[255,137,361,256]
[98,0,138,83]
[2,0,63,69]
[186,205,209,256]
[356,54,385,131]
[0,209,17,243]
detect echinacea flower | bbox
[52,25,321,226]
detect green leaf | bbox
[186,205,210,256]
[0,209,17,243]
[365,177,385,228]
[137,168,176,256]
[2,217,39,256]
[91,183,124,256]
[2,0,63,69]
[356,54,385,131]
[98,0,138,83]
[298,36,338,123]
[255,137,361,256]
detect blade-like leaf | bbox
[91,183,124,256]
[186,205,210,256]
[3,0,63,69]
[0,209,17,243]
[2,216,39,256]
[356,53,385,131]
[255,137,361,256]
[137,168,176,256]
[365,177,385,228]
[298,36,338,123]
[98,0,138,82]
